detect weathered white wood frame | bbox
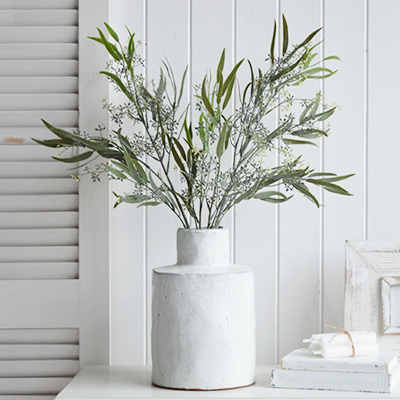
[78,0,110,366]
[345,241,400,351]
[381,277,400,335]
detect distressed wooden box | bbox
[344,240,400,352]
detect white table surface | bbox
[56,365,400,400]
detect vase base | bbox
[152,380,256,391]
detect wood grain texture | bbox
[344,240,400,334]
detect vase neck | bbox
[176,229,230,266]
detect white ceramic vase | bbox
[151,228,256,390]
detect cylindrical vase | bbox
[151,228,256,390]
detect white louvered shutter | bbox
[0,1,110,397]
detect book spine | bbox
[281,359,389,373]
[271,368,393,393]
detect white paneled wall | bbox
[109,0,399,365]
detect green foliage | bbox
[36,16,353,229]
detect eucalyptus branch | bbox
[36,17,353,230]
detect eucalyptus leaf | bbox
[282,15,289,55]
[97,28,122,61]
[52,151,93,163]
[292,182,320,207]
[270,21,277,64]
[306,178,351,195]
[120,194,150,204]
[254,191,293,203]
[171,143,186,172]
[221,59,244,97]
[292,128,328,138]
[137,201,161,208]
[201,77,216,119]
[104,164,127,180]
[282,138,318,147]
[88,36,103,44]
[31,138,70,148]
[104,22,119,42]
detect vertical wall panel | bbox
[146,0,189,363]
[278,0,323,359]
[235,0,277,364]
[109,0,146,365]
[368,0,400,239]
[323,0,365,329]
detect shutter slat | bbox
[0,10,78,27]
[0,127,77,143]
[0,212,78,228]
[0,60,78,77]
[0,228,78,246]
[0,77,78,94]
[0,179,77,195]
[0,396,54,400]
[0,246,78,262]
[0,110,78,127]
[0,95,78,111]
[0,44,78,60]
[0,329,79,344]
[0,163,76,179]
[0,195,78,212]
[0,0,78,10]
[0,377,72,395]
[0,262,78,280]
[0,360,79,377]
[0,146,73,161]
[0,27,78,43]
[0,344,79,360]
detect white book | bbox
[281,348,399,374]
[271,363,400,393]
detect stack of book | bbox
[271,348,400,393]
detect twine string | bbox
[324,324,356,357]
